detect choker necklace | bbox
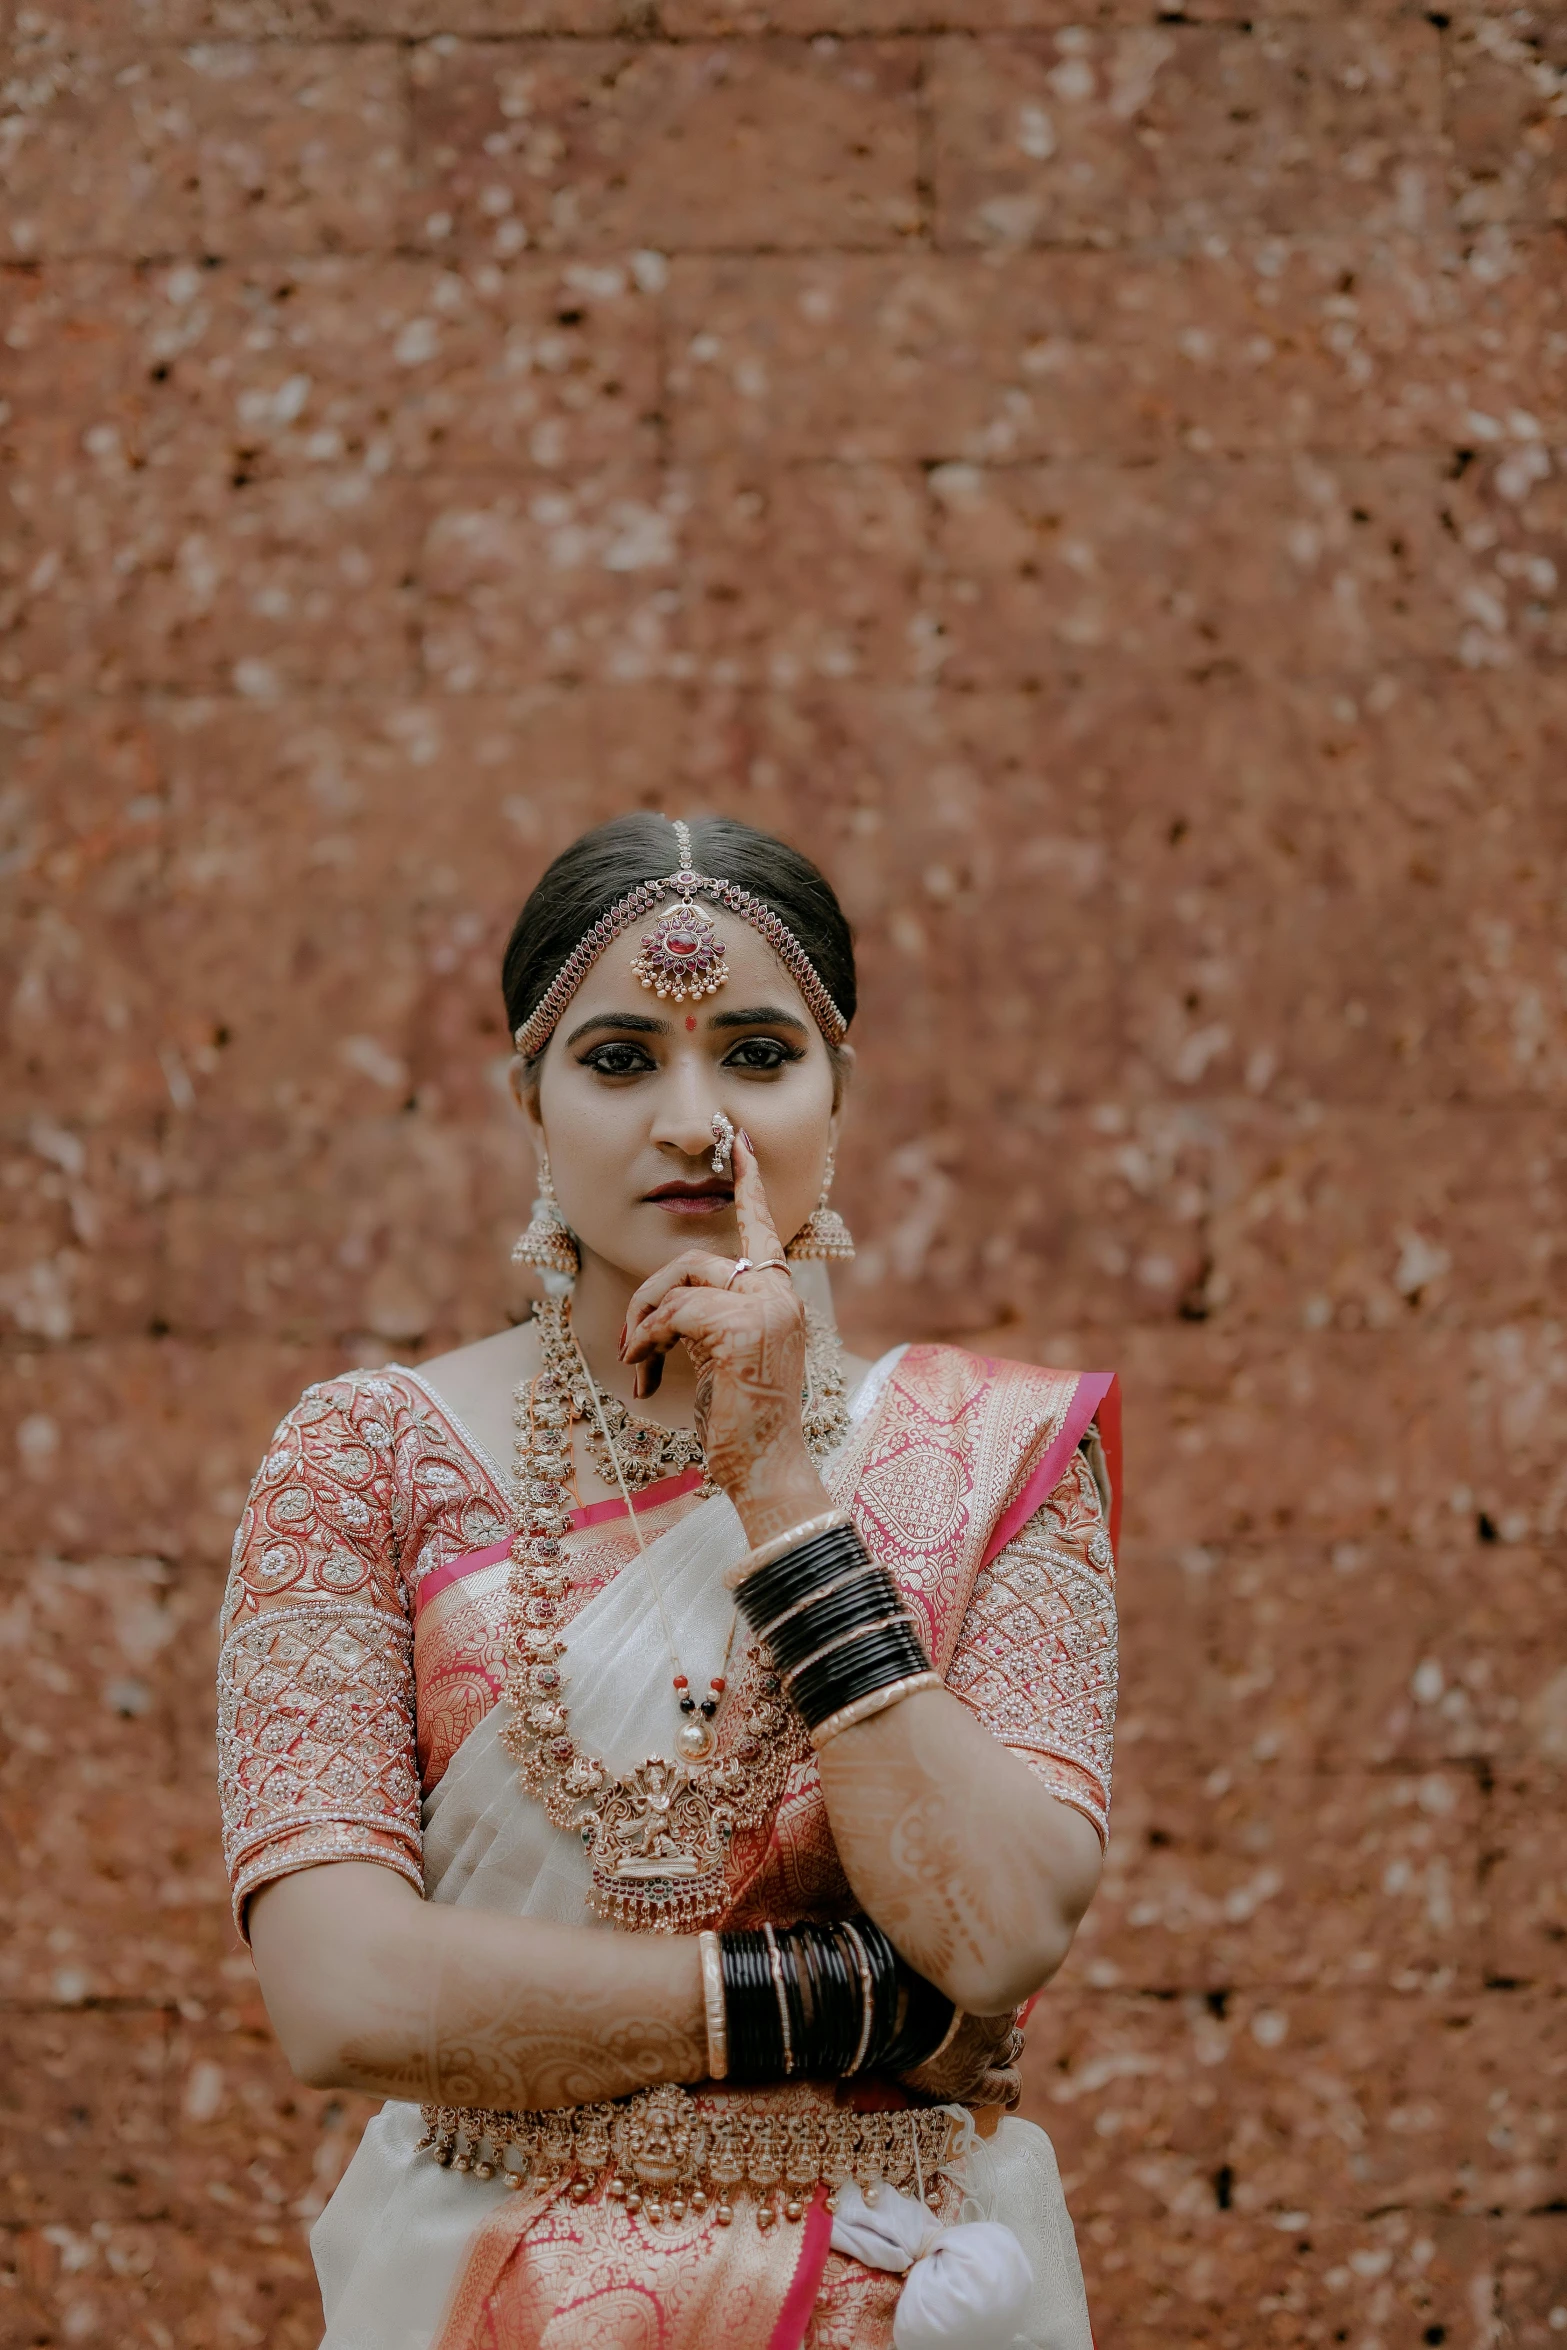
[533,1294,709,1497]
[499,1294,851,1931]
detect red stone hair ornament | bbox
[513,819,848,1057]
[630,845,729,1007]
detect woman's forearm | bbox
[815,1688,1104,2013]
[728,1459,1104,2012]
[249,1862,706,2108]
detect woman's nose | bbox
[648,1069,726,1162]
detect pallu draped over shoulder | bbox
[218,1339,1121,2350]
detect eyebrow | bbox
[707,1006,810,1034]
[563,1010,669,1047]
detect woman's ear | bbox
[509,1059,547,1166]
[828,1040,856,1133]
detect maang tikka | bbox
[786,1144,855,1262]
[511,1153,580,1291]
[630,822,729,1008]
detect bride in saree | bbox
[219,813,1120,2350]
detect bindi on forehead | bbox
[685,1015,696,1031]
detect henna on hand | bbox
[900,2008,1025,2109]
[349,1986,707,2114]
[251,1867,709,2112]
[621,1136,831,1540]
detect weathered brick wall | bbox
[3,2,1564,2342]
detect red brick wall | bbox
[3,4,1565,2343]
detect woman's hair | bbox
[502,815,857,1059]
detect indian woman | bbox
[218,813,1121,2350]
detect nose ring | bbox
[710,1112,735,1177]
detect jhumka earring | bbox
[786,1145,855,1262]
[511,1154,580,1289]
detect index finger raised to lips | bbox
[732,1130,786,1268]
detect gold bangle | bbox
[839,1920,877,2076]
[727,1508,855,1587]
[697,1930,728,2081]
[779,1614,917,1692]
[762,1922,795,2077]
[810,1670,944,1751]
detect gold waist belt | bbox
[417,2082,962,2231]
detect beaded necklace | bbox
[498,1297,850,1932]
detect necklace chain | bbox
[561,1299,734,1746]
[498,1294,851,1932]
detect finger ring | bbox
[726,1256,790,1289]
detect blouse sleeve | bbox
[945,1437,1118,1844]
[217,1373,424,1933]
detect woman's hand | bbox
[622,1133,828,1544]
[899,2008,1026,2110]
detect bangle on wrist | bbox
[779,1612,914,1692]
[761,1922,797,2078]
[786,1624,931,1730]
[811,1670,944,1750]
[838,1920,877,2075]
[731,1508,855,1586]
[852,1918,957,2075]
[917,2001,967,2073]
[731,1518,937,1738]
[732,1523,871,1628]
[698,1929,728,2081]
[715,1918,953,2088]
[753,1560,884,1645]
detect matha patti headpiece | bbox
[628,823,729,1006]
[514,818,848,1058]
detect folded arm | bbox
[248,1862,707,2106]
[717,1420,1113,2012]
[816,1687,1104,2014]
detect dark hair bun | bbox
[502,814,857,1053]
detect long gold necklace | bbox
[498,1295,849,1932]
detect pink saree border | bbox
[413,1465,706,1616]
[573,1464,706,1529]
[978,1369,1119,1572]
[766,2189,834,2350]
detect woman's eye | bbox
[582,1042,656,1076]
[722,1037,799,1073]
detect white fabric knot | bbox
[830,2180,1035,2350]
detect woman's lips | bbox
[645,1182,734,1217]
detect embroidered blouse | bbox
[218,1363,1118,1933]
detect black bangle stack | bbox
[716,1918,956,2086]
[733,1516,936,1742]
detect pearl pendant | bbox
[677,1716,714,1760]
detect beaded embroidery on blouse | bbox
[943,1447,1117,1841]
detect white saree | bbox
[306,1357,1094,2350]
